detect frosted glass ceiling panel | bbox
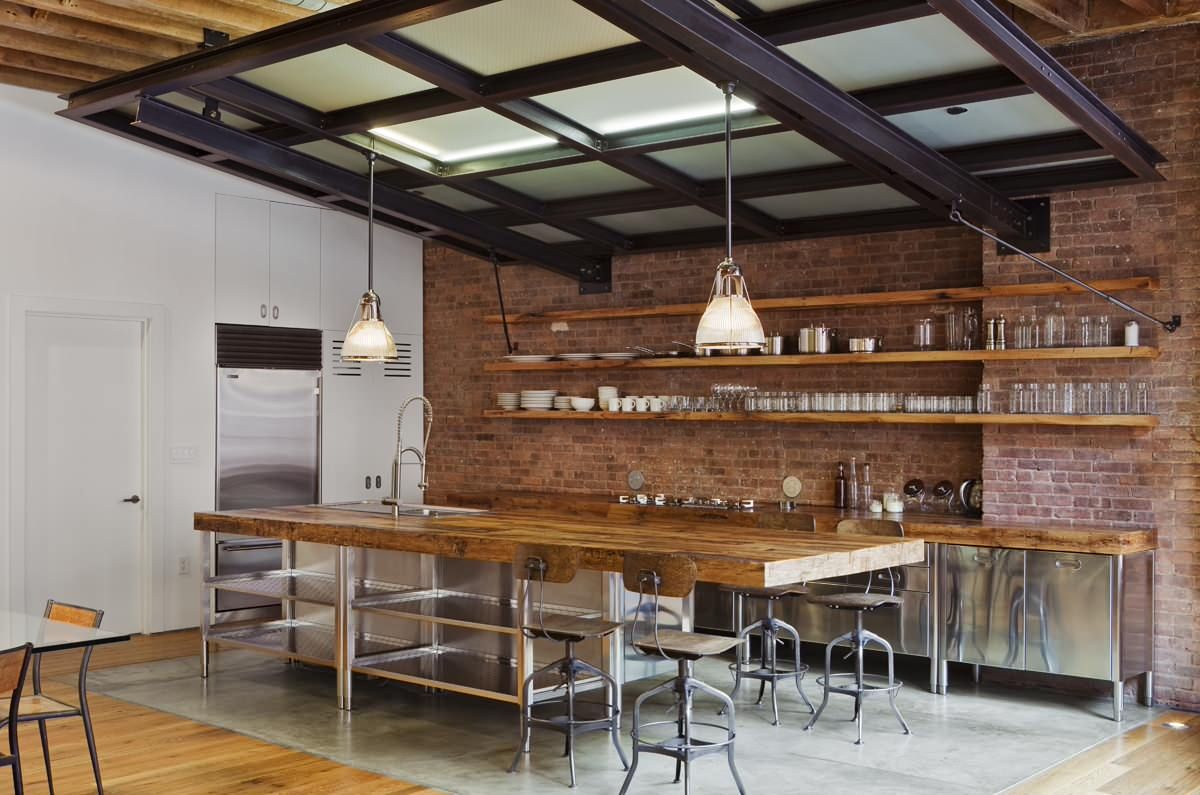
[745,185,915,219]
[409,185,495,212]
[373,108,556,163]
[241,46,434,112]
[593,206,724,235]
[510,223,582,244]
[397,0,636,75]
[491,162,650,201]
[535,67,754,135]
[648,132,840,181]
[291,141,398,174]
[780,17,998,92]
[891,95,1077,149]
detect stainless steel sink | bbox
[321,501,489,519]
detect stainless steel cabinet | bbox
[941,545,1025,669]
[1026,551,1112,681]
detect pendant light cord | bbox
[723,82,735,263]
[949,203,1181,333]
[366,150,377,293]
[491,250,514,354]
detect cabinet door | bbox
[373,226,423,336]
[319,210,367,333]
[941,546,1025,669]
[1026,551,1112,680]
[215,194,270,325]
[268,202,322,328]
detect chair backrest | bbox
[513,544,578,584]
[835,518,904,538]
[45,600,104,629]
[622,553,697,599]
[0,643,32,756]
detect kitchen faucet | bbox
[382,395,432,516]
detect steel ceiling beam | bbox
[926,0,1164,180]
[575,0,1033,238]
[62,0,500,117]
[130,99,609,282]
[356,32,782,238]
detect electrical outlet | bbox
[177,556,191,575]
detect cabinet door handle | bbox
[260,304,267,318]
[1054,558,1083,571]
[375,475,382,489]
[272,305,279,319]
[364,475,371,489]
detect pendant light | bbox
[695,82,765,353]
[341,150,398,362]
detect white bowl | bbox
[570,397,596,411]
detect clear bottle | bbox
[861,463,872,509]
[1134,381,1150,414]
[1080,382,1094,414]
[1009,382,1023,414]
[1029,307,1041,348]
[1043,383,1058,413]
[835,463,847,509]
[977,383,993,414]
[1115,381,1131,414]
[1044,301,1067,347]
[848,457,859,509]
[1077,315,1091,348]
[1098,381,1113,414]
[1096,315,1111,347]
[1061,382,1075,415]
[1016,315,1029,349]
[1026,383,1039,414]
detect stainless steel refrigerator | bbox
[215,367,320,612]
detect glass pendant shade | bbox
[695,258,765,351]
[341,290,397,362]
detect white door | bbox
[24,315,145,635]
[269,202,322,329]
[214,194,270,326]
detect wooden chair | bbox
[619,553,745,795]
[0,643,33,795]
[720,512,817,726]
[18,600,105,794]
[803,519,911,745]
[508,544,627,788]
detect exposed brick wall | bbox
[423,26,1198,707]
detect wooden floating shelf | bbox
[485,346,1159,372]
[483,410,1158,428]
[483,276,1158,325]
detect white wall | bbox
[0,85,416,631]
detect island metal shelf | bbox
[353,646,522,703]
[205,619,409,668]
[484,346,1159,372]
[483,410,1158,428]
[355,588,601,636]
[206,569,420,607]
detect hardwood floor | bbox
[4,630,440,794]
[1007,709,1200,794]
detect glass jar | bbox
[977,383,993,414]
[1080,382,1094,414]
[1115,381,1131,414]
[1134,382,1150,414]
[1076,315,1091,348]
[1044,301,1067,347]
[1042,383,1057,414]
[1096,316,1111,346]
[1026,383,1039,414]
[1061,382,1075,415]
[1009,382,1023,414]
[1098,381,1113,414]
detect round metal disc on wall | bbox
[782,476,802,498]
[627,469,646,491]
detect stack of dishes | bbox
[552,396,574,411]
[598,351,637,361]
[496,392,520,411]
[597,385,618,408]
[519,390,557,410]
[557,353,596,361]
[504,354,554,363]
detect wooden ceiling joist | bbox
[1004,0,1089,31]
[0,25,151,72]
[16,0,209,44]
[0,0,192,59]
[0,61,79,91]
[0,44,114,81]
[94,0,299,38]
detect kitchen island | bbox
[195,500,924,710]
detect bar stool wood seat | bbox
[509,544,627,788]
[804,520,912,745]
[719,583,808,600]
[620,553,745,795]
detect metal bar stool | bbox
[722,512,816,725]
[620,553,745,795]
[509,544,628,788]
[804,519,912,745]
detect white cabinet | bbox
[214,195,321,328]
[321,331,424,505]
[374,226,423,335]
[319,209,422,335]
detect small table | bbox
[1,609,132,654]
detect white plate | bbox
[557,353,597,360]
[504,354,554,363]
[598,352,637,360]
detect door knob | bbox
[122,495,141,504]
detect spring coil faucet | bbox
[383,395,433,517]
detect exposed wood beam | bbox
[0,1,193,59]
[221,0,312,21]
[16,0,208,44]
[926,0,1165,180]
[64,0,501,116]
[0,44,113,81]
[1108,0,1164,15]
[577,0,1032,238]
[131,98,610,281]
[0,60,79,91]
[1005,0,1089,31]
[0,24,150,71]
[94,0,296,37]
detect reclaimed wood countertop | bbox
[443,492,1156,556]
[194,503,925,589]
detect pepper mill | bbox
[996,315,1007,350]
[985,318,997,350]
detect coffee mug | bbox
[649,397,664,412]
[635,397,649,412]
[620,396,635,412]
[608,398,621,412]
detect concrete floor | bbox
[88,650,1156,794]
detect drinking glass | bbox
[977,384,993,414]
[963,307,980,350]
[1134,381,1150,414]
[1042,383,1058,413]
[1026,383,1039,414]
[1080,382,1094,414]
[1096,316,1111,346]
[1115,381,1131,414]
[1098,382,1113,414]
[1009,383,1023,414]
[1061,383,1075,415]
[945,311,962,351]
[1077,316,1092,348]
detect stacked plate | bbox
[598,385,619,408]
[504,354,554,363]
[557,353,597,361]
[520,390,558,410]
[598,352,637,361]
[496,392,520,411]
[552,396,574,411]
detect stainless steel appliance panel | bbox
[1118,551,1154,679]
[941,546,1025,669]
[693,582,734,633]
[1025,550,1112,680]
[772,583,930,657]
